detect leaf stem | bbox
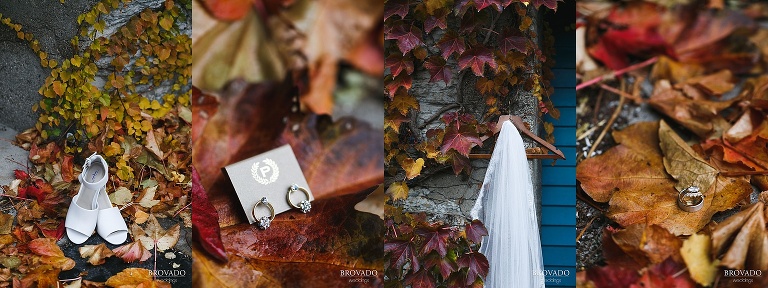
[576,56,658,91]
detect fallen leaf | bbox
[79,243,115,266]
[649,82,736,139]
[0,213,12,235]
[28,237,75,271]
[138,186,160,208]
[113,241,152,263]
[631,258,696,288]
[20,265,60,288]
[354,184,385,219]
[680,233,719,286]
[583,265,640,288]
[711,201,768,271]
[659,120,718,193]
[144,129,164,159]
[191,166,227,262]
[134,210,149,224]
[135,214,180,252]
[109,187,133,206]
[105,268,171,288]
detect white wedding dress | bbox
[470,120,545,287]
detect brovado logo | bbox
[149,269,187,278]
[340,270,378,277]
[724,270,763,277]
[533,269,571,277]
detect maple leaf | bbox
[390,90,420,116]
[424,0,451,15]
[632,258,696,288]
[191,167,227,262]
[386,54,414,78]
[415,224,453,257]
[386,182,410,201]
[20,265,60,288]
[473,0,502,12]
[106,268,171,288]
[529,0,560,11]
[399,157,425,180]
[385,113,410,133]
[384,0,410,21]
[424,14,447,33]
[385,238,420,273]
[385,24,423,55]
[436,32,466,59]
[423,56,452,85]
[113,241,152,263]
[464,219,487,244]
[440,123,483,157]
[385,73,413,98]
[711,200,768,271]
[659,120,718,194]
[457,251,489,285]
[475,78,495,95]
[448,150,471,175]
[405,269,436,288]
[28,238,75,271]
[649,81,738,139]
[459,48,497,76]
[79,243,115,266]
[583,265,640,288]
[134,214,180,252]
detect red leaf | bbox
[385,54,414,78]
[424,56,452,85]
[61,155,75,183]
[436,32,466,59]
[384,0,409,21]
[385,239,420,273]
[457,251,489,285]
[473,0,502,12]
[500,30,529,55]
[449,151,471,175]
[385,24,423,55]
[36,221,65,240]
[191,87,220,143]
[385,73,413,98]
[464,219,488,244]
[529,0,561,10]
[202,0,254,21]
[458,48,497,76]
[633,258,696,288]
[425,252,456,280]
[405,269,436,288]
[424,14,447,34]
[441,124,483,157]
[191,167,228,262]
[14,169,29,180]
[585,265,640,288]
[415,225,453,257]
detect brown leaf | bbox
[19,265,60,288]
[105,268,171,288]
[607,224,682,267]
[659,120,718,193]
[135,215,180,252]
[79,243,115,266]
[711,202,768,271]
[192,191,383,287]
[578,121,751,235]
[649,82,736,138]
[113,241,152,263]
[0,213,12,235]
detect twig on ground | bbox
[577,215,598,242]
[576,56,658,91]
[577,190,605,213]
[592,89,604,124]
[587,84,627,158]
[173,202,192,218]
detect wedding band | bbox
[677,186,704,212]
[253,197,275,229]
[287,184,312,213]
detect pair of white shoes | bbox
[65,154,128,245]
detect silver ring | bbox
[287,184,312,213]
[253,197,275,229]
[677,186,704,212]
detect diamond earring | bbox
[287,184,312,213]
[253,197,275,229]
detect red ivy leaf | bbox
[473,0,502,12]
[449,150,471,175]
[424,56,452,85]
[500,30,530,55]
[385,24,423,55]
[425,252,457,280]
[437,32,466,59]
[385,73,413,98]
[384,0,410,21]
[457,251,489,285]
[464,219,488,244]
[36,221,65,241]
[585,265,640,288]
[415,224,453,257]
[405,269,436,288]
[441,123,483,157]
[191,166,228,262]
[385,239,421,273]
[529,0,561,11]
[458,48,497,76]
[424,14,447,34]
[386,54,414,77]
[14,169,29,180]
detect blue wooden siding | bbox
[540,6,576,286]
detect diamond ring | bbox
[287,184,312,214]
[677,186,704,212]
[253,197,275,229]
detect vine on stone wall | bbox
[384,0,561,286]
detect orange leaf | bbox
[202,0,253,21]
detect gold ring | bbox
[677,186,704,213]
[287,184,312,213]
[253,197,275,229]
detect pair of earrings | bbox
[253,184,312,230]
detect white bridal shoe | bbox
[65,153,128,245]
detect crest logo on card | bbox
[251,158,279,185]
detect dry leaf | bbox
[711,201,768,271]
[109,187,133,206]
[386,182,409,201]
[0,213,12,235]
[135,214,180,252]
[609,224,682,267]
[134,210,149,224]
[659,120,718,193]
[649,83,736,139]
[79,243,115,266]
[105,268,171,288]
[680,233,719,286]
[399,157,424,180]
[138,186,160,208]
[28,237,75,270]
[113,241,152,263]
[354,184,385,219]
[144,129,164,159]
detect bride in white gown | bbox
[470,120,545,287]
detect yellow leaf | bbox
[159,16,173,30]
[390,90,420,116]
[680,234,719,286]
[399,157,425,180]
[52,81,64,96]
[386,182,409,201]
[79,243,115,266]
